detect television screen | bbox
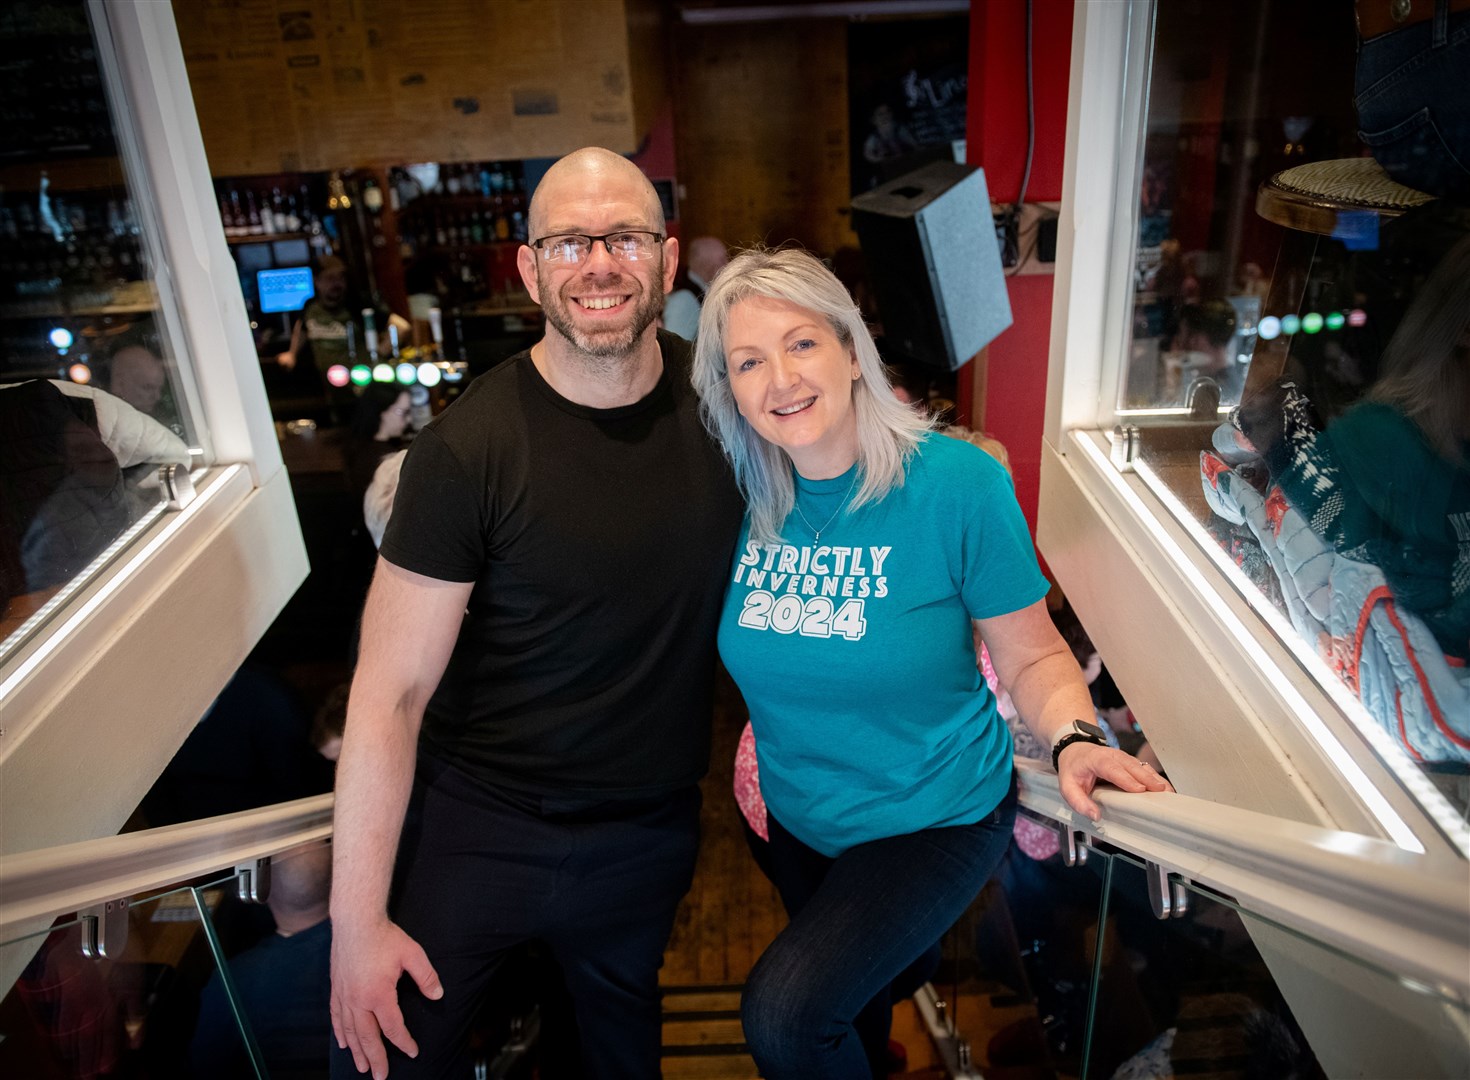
[257,266,315,313]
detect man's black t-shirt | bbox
[380,331,744,798]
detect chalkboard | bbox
[847,18,968,195]
[0,0,117,163]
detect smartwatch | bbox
[1051,719,1109,771]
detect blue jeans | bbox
[744,775,1017,1079]
[329,751,701,1080]
[1356,2,1470,199]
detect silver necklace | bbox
[792,471,859,542]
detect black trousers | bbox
[330,753,701,1079]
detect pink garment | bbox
[982,644,1060,860]
[734,721,768,841]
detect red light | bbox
[1347,308,1367,328]
[326,364,351,388]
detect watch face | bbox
[1077,720,1107,740]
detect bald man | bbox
[662,236,729,340]
[193,842,333,1075]
[329,148,743,1079]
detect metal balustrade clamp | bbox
[236,857,271,904]
[158,463,196,511]
[79,898,129,958]
[1146,860,1191,920]
[1060,823,1091,867]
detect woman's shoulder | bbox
[911,428,1012,488]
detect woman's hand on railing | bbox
[330,916,443,1079]
[1057,741,1172,821]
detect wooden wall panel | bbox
[173,0,662,176]
[671,18,854,255]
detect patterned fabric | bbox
[734,720,768,841]
[1202,447,1470,763]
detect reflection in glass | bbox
[1089,854,1470,1080]
[1117,0,1470,832]
[1087,855,1328,1079]
[1,0,202,664]
[0,885,254,1078]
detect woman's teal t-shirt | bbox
[717,433,1050,857]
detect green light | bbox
[1325,311,1345,331]
[396,362,416,385]
[372,363,395,382]
[350,365,372,386]
[1301,312,1324,334]
[1281,314,1301,335]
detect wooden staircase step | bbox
[663,1015,746,1045]
[661,984,758,1078]
[661,984,744,1014]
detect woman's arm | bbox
[978,599,1171,820]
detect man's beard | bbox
[538,257,665,360]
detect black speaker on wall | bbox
[851,161,1012,371]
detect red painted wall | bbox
[965,0,1075,538]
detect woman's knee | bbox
[741,948,837,1066]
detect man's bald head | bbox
[527,147,664,241]
[687,236,729,282]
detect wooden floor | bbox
[659,672,781,1077]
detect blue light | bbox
[1257,316,1281,341]
[49,327,74,350]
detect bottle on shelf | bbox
[245,189,264,235]
[259,189,277,234]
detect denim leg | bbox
[1355,9,1470,198]
[744,782,1017,1080]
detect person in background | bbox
[328,146,743,1080]
[662,235,729,340]
[342,384,413,503]
[1168,299,1242,410]
[691,247,1169,1078]
[106,342,167,418]
[191,841,334,1078]
[278,256,410,419]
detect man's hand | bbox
[1057,741,1172,821]
[330,918,443,1079]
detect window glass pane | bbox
[1087,854,1469,1079]
[1117,0,1470,833]
[1,0,206,662]
[0,885,255,1078]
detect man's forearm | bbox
[330,699,421,929]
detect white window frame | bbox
[1039,0,1468,864]
[0,1,307,857]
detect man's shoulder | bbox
[423,352,534,434]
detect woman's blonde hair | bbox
[691,247,933,543]
[1368,232,1470,462]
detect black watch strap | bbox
[1052,731,1108,771]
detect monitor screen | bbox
[257,266,315,313]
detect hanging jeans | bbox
[1356,0,1470,199]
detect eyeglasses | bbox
[530,231,665,265]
